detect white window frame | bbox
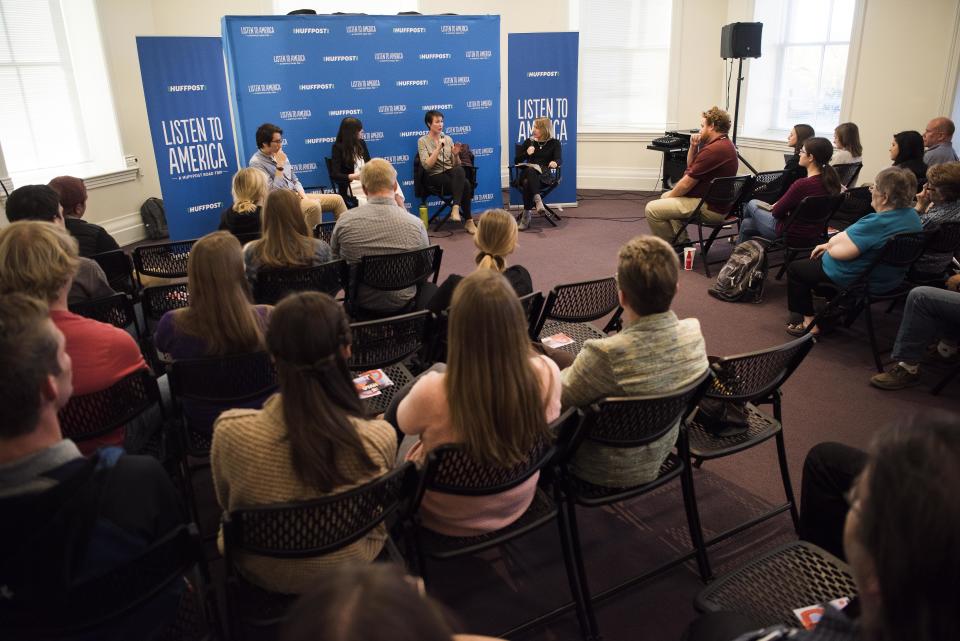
[569,0,684,142]
[0,0,133,192]
[737,0,866,150]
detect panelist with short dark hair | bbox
[417,110,476,234]
[644,106,739,247]
[249,122,347,228]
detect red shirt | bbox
[685,135,739,214]
[51,310,147,454]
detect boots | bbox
[533,194,546,213]
[518,209,532,231]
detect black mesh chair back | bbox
[418,439,555,497]
[747,170,787,204]
[706,334,815,404]
[252,259,347,305]
[90,250,137,295]
[534,276,618,335]
[832,162,862,189]
[313,220,336,245]
[69,293,140,336]
[223,463,416,559]
[141,283,191,330]
[133,239,196,285]
[2,524,205,636]
[701,175,754,214]
[353,245,443,303]
[922,220,960,254]
[517,290,545,338]
[780,195,845,242]
[347,310,431,370]
[673,175,755,277]
[573,370,712,449]
[57,369,160,444]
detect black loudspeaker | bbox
[720,22,762,59]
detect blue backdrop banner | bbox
[221,15,502,216]
[136,36,239,241]
[507,32,578,206]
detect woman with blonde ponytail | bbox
[427,209,531,314]
[219,167,267,239]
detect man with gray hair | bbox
[331,158,430,316]
[923,116,958,167]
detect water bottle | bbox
[418,203,429,228]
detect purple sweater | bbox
[771,175,830,239]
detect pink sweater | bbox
[397,355,562,536]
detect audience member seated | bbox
[922,116,959,167]
[782,123,816,190]
[427,209,531,314]
[911,161,960,279]
[211,292,397,595]
[243,189,333,285]
[798,441,866,561]
[331,158,430,316]
[515,116,562,231]
[391,269,561,536]
[0,222,147,454]
[686,411,960,641]
[280,563,504,641]
[0,293,185,636]
[248,122,347,228]
[644,106,739,247]
[4,184,114,305]
[560,236,708,487]
[785,167,922,336]
[48,175,120,257]
[330,116,404,209]
[890,130,928,187]
[418,109,477,234]
[738,137,842,245]
[157,231,269,361]
[830,122,863,166]
[869,285,959,390]
[219,167,266,240]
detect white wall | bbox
[81,0,960,241]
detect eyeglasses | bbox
[269,138,282,145]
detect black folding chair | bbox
[745,170,787,205]
[348,310,431,419]
[222,463,417,639]
[139,282,191,371]
[168,352,279,533]
[761,194,846,279]
[69,292,141,337]
[533,277,622,357]
[133,239,196,287]
[313,220,336,245]
[671,175,756,277]
[399,411,599,640]
[251,259,348,305]
[349,244,443,318]
[413,152,478,231]
[324,156,358,208]
[694,541,857,627]
[553,371,713,639]
[2,523,212,641]
[509,143,562,227]
[90,249,137,296]
[686,335,816,549]
[806,233,926,371]
[909,221,960,284]
[832,162,863,189]
[829,185,873,231]
[57,368,165,456]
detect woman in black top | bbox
[890,130,927,189]
[515,116,561,231]
[781,123,816,193]
[330,117,403,208]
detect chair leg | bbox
[556,496,602,640]
[863,299,884,373]
[543,204,560,226]
[774,431,801,533]
[700,225,725,278]
[775,250,795,281]
[932,364,960,395]
[680,460,713,581]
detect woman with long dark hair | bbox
[782,123,816,189]
[890,130,927,187]
[211,292,397,594]
[330,117,404,208]
[396,269,560,536]
[738,137,842,244]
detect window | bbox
[570,0,674,133]
[0,0,124,186]
[273,1,419,15]
[741,0,858,141]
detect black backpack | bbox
[708,240,767,303]
[140,197,169,240]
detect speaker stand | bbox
[730,57,758,175]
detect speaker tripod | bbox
[729,56,758,175]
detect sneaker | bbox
[464,218,477,234]
[533,193,546,213]
[870,364,921,390]
[449,204,462,222]
[518,209,532,231]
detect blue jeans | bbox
[737,199,779,244]
[891,286,960,363]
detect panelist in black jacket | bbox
[515,116,561,231]
[330,117,403,209]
